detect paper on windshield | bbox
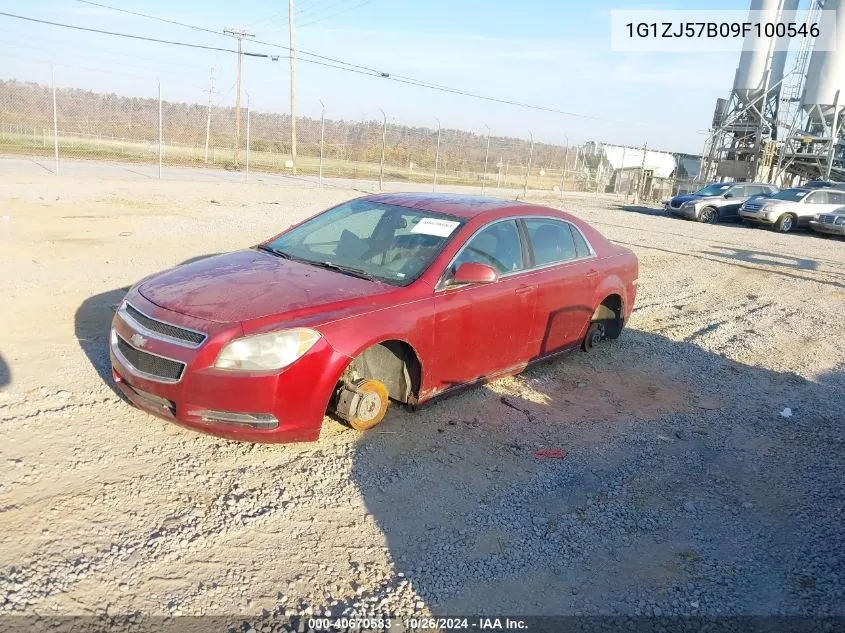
[411,218,461,237]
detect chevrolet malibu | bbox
[110,194,639,443]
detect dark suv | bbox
[666,182,778,223]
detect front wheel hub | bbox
[335,378,390,431]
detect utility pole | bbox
[288,0,297,175]
[204,67,216,164]
[224,27,254,167]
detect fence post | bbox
[559,140,569,195]
[481,124,491,195]
[379,109,386,192]
[522,132,534,199]
[319,100,325,187]
[432,118,441,192]
[158,80,163,180]
[51,67,59,174]
[572,148,580,191]
[616,146,627,195]
[245,94,251,183]
[634,142,648,204]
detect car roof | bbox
[363,193,541,220]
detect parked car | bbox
[803,179,841,189]
[664,182,734,214]
[110,194,639,443]
[809,206,845,237]
[740,187,845,232]
[668,182,778,224]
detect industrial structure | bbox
[702,0,845,185]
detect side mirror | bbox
[723,192,734,199]
[451,262,498,285]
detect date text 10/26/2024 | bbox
[307,617,529,630]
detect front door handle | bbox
[515,285,535,296]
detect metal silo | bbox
[802,0,845,124]
[733,0,800,104]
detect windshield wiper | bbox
[258,246,375,280]
[309,260,374,281]
[256,245,294,259]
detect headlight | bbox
[814,214,821,221]
[214,328,321,371]
[836,217,845,225]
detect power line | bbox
[0,11,270,58]
[299,0,377,27]
[296,0,356,20]
[71,1,390,76]
[2,9,646,126]
[74,0,223,36]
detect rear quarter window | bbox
[570,225,592,258]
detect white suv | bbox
[739,187,845,233]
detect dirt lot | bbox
[1,161,844,625]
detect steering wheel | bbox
[465,247,506,273]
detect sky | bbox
[0,0,751,154]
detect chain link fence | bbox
[0,77,698,201]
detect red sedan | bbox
[110,193,638,443]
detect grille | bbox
[116,335,185,381]
[818,215,837,224]
[744,202,763,211]
[126,303,206,345]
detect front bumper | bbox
[739,210,775,225]
[109,292,352,443]
[809,220,845,236]
[667,205,697,219]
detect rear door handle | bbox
[515,284,535,296]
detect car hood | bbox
[670,194,701,204]
[138,249,394,323]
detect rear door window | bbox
[827,191,845,205]
[806,191,829,204]
[524,219,578,266]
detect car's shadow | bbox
[0,351,10,389]
[699,246,821,271]
[616,204,667,217]
[344,328,845,619]
[74,253,221,396]
[617,205,753,230]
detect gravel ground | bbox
[0,161,843,627]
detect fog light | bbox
[194,410,279,430]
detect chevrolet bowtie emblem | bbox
[130,333,148,348]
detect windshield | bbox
[694,183,732,196]
[771,188,809,201]
[262,200,465,286]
